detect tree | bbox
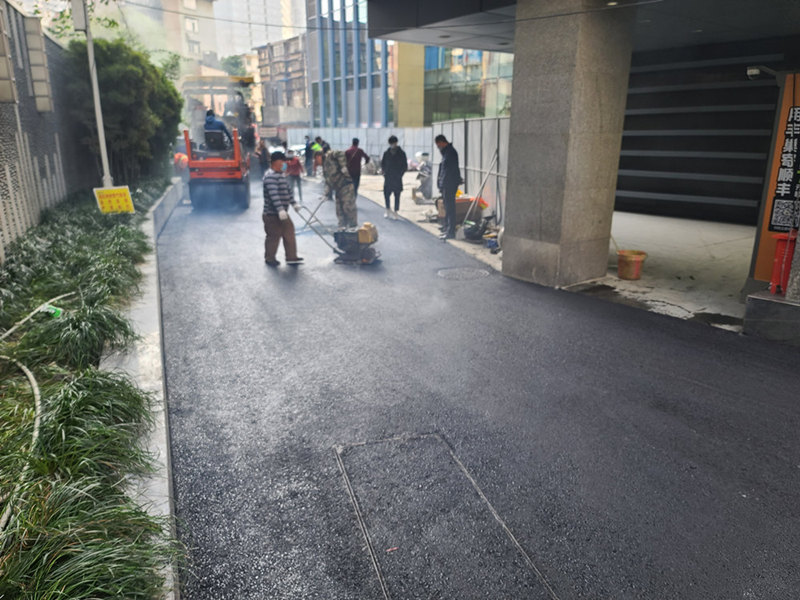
[220,55,246,77]
[64,38,182,185]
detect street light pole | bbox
[71,0,113,188]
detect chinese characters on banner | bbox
[93,186,135,214]
[769,106,800,232]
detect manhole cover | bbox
[437,267,490,281]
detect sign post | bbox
[751,73,800,283]
[72,0,113,190]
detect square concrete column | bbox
[502,0,635,287]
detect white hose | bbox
[0,356,42,533]
[0,292,76,342]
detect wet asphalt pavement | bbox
[158,178,800,599]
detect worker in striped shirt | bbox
[263,151,304,267]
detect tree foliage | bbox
[64,39,182,185]
[220,55,246,76]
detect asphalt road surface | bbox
[158,178,800,599]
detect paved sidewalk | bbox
[355,174,756,331]
[356,173,502,272]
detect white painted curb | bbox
[100,179,183,600]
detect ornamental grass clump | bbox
[32,370,154,482]
[0,181,182,599]
[15,299,136,369]
[0,478,178,600]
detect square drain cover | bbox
[335,433,556,600]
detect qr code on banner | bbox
[771,199,799,229]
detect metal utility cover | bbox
[335,433,557,600]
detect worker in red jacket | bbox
[285,149,305,205]
[345,137,370,196]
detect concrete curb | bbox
[100,179,183,600]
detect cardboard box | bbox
[437,196,481,223]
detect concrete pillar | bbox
[786,243,800,302]
[502,0,635,287]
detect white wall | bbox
[287,126,433,163]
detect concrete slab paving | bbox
[355,173,757,331]
[158,176,800,600]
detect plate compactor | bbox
[333,224,380,265]
[294,200,380,265]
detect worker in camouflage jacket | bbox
[323,150,358,228]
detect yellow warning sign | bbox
[93,186,135,214]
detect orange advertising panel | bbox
[754,74,800,280]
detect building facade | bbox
[92,0,219,73]
[306,0,393,128]
[0,0,95,262]
[214,0,305,58]
[305,0,514,129]
[257,34,309,128]
[368,0,800,311]
[423,47,513,125]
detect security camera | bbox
[747,65,778,80]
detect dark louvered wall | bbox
[616,37,800,224]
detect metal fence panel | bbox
[498,117,510,177]
[430,116,510,225]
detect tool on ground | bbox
[456,150,499,241]
[295,196,330,234]
[293,202,381,265]
[462,213,497,242]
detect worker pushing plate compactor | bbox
[295,150,380,265]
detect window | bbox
[0,4,16,103]
[183,0,196,9]
[188,40,201,55]
[185,18,198,33]
[24,17,50,111]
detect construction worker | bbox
[436,134,461,240]
[311,138,323,176]
[204,109,233,146]
[323,150,358,229]
[345,137,370,196]
[263,151,304,267]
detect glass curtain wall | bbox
[424,47,513,125]
[309,0,394,127]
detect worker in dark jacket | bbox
[381,135,407,220]
[436,134,461,239]
[204,109,233,145]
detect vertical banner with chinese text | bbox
[753,74,800,281]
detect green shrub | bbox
[0,180,181,600]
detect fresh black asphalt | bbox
[158,179,800,599]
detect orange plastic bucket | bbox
[617,250,647,280]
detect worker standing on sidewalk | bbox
[263,151,304,267]
[381,135,407,220]
[436,134,461,240]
